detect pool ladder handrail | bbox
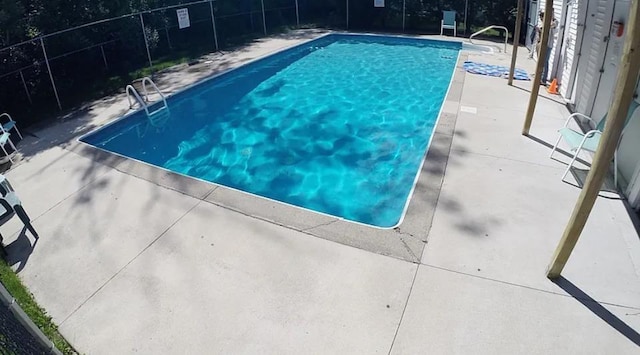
[469,25,509,53]
[141,77,168,110]
[126,77,168,117]
[126,85,149,116]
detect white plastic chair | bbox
[0,113,23,140]
[0,131,17,164]
[441,11,457,37]
[0,175,37,257]
[550,100,640,185]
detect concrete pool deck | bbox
[1,30,640,353]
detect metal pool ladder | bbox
[126,77,168,117]
[469,25,509,53]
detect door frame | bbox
[550,1,570,82]
[526,0,539,51]
[561,0,588,102]
[588,3,618,116]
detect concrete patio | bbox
[1,31,640,354]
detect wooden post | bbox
[522,0,554,135]
[547,0,640,279]
[508,0,525,85]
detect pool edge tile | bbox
[398,53,467,242]
[204,186,337,231]
[306,220,424,263]
[67,140,216,200]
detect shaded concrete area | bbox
[0,32,638,353]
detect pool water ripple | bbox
[82,34,460,227]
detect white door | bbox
[590,0,632,121]
[573,0,616,116]
[559,0,587,100]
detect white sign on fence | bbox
[374,0,385,7]
[177,8,190,29]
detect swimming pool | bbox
[81,34,461,228]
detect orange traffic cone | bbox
[547,78,559,95]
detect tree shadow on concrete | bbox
[436,195,504,236]
[413,128,504,237]
[552,276,640,347]
[152,29,328,95]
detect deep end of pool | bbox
[81,33,461,228]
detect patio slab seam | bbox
[387,263,421,355]
[59,197,207,325]
[3,156,115,238]
[421,263,640,311]
[449,148,569,171]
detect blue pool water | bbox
[82,34,460,227]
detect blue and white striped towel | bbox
[463,61,531,81]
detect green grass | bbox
[0,259,76,354]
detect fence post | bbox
[100,45,109,69]
[165,27,173,49]
[139,13,153,69]
[40,38,62,111]
[346,0,349,29]
[261,0,267,35]
[464,0,469,35]
[18,70,32,104]
[402,0,406,32]
[295,0,300,27]
[209,0,219,51]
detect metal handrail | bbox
[469,25,509,53]
[141,77,168,109]
[126,85,149,116]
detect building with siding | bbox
[529,0,640,209]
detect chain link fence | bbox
[0,0,519,128]
[0,282,60,354]
[1,303,49,354]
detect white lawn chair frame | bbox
[441,11,457,36]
